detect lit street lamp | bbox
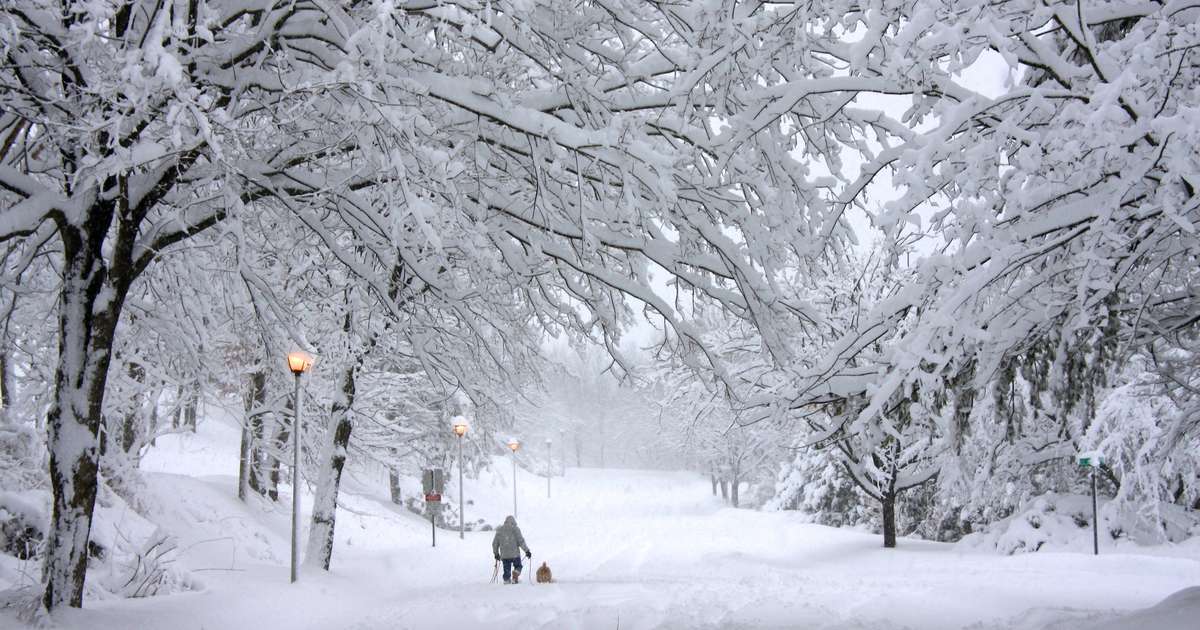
[545,438,552,499]
[452,416,468,540]
[508,438,520,517]
[286,351,313,584]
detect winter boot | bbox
[512,569,521,584]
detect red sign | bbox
[425,493,442,502]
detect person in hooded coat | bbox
[492,515,531,584]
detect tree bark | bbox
[42,225,128,610]
[881,493,897,548]
[0,347,12,413]
[119,361,145,453]
[306,360,358,570]
[718,479,728,501]
[730,477,740,508]
[239,371,267,501]
[180,381,199,432]
[388,467,402,504]
[267,415,289,502]
[710,472,718,496]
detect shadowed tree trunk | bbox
[42,210,133,610]
[0,348,12,413]
[239,371,268,501]
[120,361,145,453]
[306,355,359,570]
[267,412,290,502]
[389,467,403,504]
[881,492,897,548]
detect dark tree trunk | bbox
[267,415,289,502]
[730,477,740,508]
[881,493,897,548]
[43,214,129,611]
[710,473,718,496]
[239,371,267,501]
[180,381,199,432]
[120,361,145,453]
[389,468,402,504]
[147,390,159,448]
[306,360,358,570]
[718,479,728,501]
[0,348,12,413]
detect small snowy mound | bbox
[959,493,1199,554]
[1094,587,1200,630]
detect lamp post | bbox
[545,438,552,499]
[286,351,313,584]
[508,438,520,517]
[452,416,468,540]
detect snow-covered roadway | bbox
[28,421,1200,630]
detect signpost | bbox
[1077,451,1104,556]
[423,469,445,547]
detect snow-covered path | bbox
[47,451,1200,630]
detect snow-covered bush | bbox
[98,528,198,599]
[959,493,1200,555]
[0,491,45,560]
[767,452,874,529]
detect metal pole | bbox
[431,503,437,547]
[547,441,552,499]
[512,454,518,518]
[1092,468,1099,556]
[291,372,301,583]
[458,436,465,539]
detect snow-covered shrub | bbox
[959,492,1200,554]
[99,528,198,599]
[766,452,874,529]
[0,491,45,560]
[0,423,43,492]
[402,495,492,532]
[1082,357,1200,527]
[79,482,200,601]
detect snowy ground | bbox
[6,417,1200,629]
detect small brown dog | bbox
[535,561,553,583]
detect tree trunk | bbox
[388,467,402,504]
[0,347,12,413]
[239,371,267,501]
[710,472,718,496]
[267,415,290,502]
[147,389,159,448]
[306,361,358,570]
[730,477,740,508]
[881,493,897,548]
[42,234,127,611]
[180,381,199,432]
[718,479,728,501]
[120,361,145,453]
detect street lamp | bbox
[286,351,313,584]
[545,438,552,499]
[508,438,520,517]
[452,416,468,540]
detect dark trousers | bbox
[502,557,523,582]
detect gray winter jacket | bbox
[491,516,529,559]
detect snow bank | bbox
[959,492,1200,554]
[1092,586,1200,630]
